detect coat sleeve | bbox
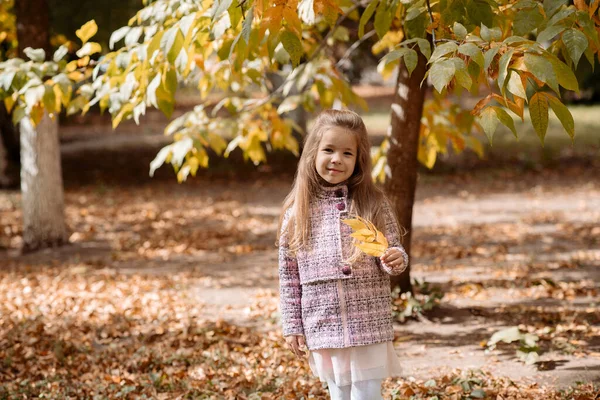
[278,208,304,337]
[378,200,409,275]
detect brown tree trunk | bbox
[384,51,428,293]
[20,113,68,252]
[0,103,20,188]
[15,0,67,252]
[14,0,51,58]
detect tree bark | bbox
[0,103,20,188]
[14,0,52,58]
[19,113,68,252]
[384,51,428,293]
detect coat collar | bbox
[315,182,349,200]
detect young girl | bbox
[277,109,408,399]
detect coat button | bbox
[336,202,345,211]
[334,189,344,197]
[342,266,351,275]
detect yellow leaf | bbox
[67,71,84,81]
[341,218,369,231]
[76,20,98,44]
[356,242,387,257]
[343,217,388,257]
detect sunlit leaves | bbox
[0,20,98,126]
[76,20,99,45]
[80,0,599,178]
[23,48,45,62]
[429,59,455,93]
[76,42,102,58]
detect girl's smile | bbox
[315,127,357,185]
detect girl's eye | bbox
[323,148,333,153]
[344,152,353,156]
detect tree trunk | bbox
[384,51,428,293]
[14,0,52,58]
[0,103,21,188]
[19,113,68,252]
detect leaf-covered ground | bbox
[1,140,600,398]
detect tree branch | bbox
[336,30,376,69]
[425,0,436,48]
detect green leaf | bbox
[506,70,527,99]
[241,7,254,43]
[498,48,515,95]
[529,91,549,143]
[429,42,458,63]
[380,48,409,67]
[480,24,491,42]
[467,0,494,28]
[492,106,518,138]
[451,57,472,90]
[545,93,574,138]
[147,30,164,60]
[547,8,575,27]
[458,43,485,68]
[546,53,579,92]
[405,38,432,59]
[280,30,302,67]
[471,389,486,398]
[513,8,544,36]
[24,47,45,62]
[561,29,588,69]
[76,20,98,44]
[543,0,567,18]
[161,27,185,64]
[429,59,456,93]
[374,0,392,39]
[478,106,499,144]
[359,0,379,38]
[536,25,566,43]
[484,46,500,69]
[524,53,559,94]
[404,49,418,77]
[454,22,468,40]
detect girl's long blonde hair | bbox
[277,109,395,262]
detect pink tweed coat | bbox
[278,183,409,350]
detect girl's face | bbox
[315,126,358,185]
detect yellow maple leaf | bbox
[342,216,388,257]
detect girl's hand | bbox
[285,334,307,357]
[380,247,405,269]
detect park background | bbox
[0,0,599,398]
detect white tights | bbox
[326,379,383,400]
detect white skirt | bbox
[308,341,403,387]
